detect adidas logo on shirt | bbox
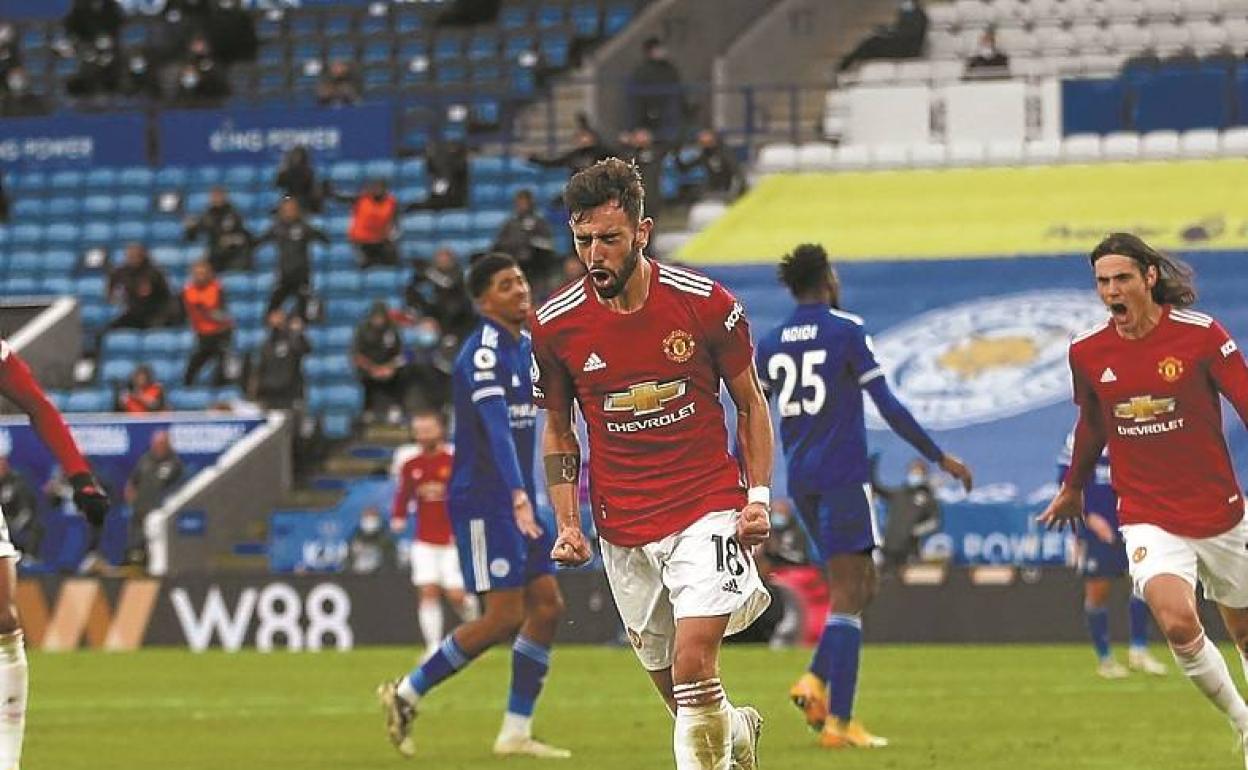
[1100,368,1117,383]
[583,353,607,372]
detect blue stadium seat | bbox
[505,32,536,59]
[155,166,189,187]
[363,40,393,64]
[305,327,331,348]
[48,170,83,191]
[323,11,354,38]
[364,159,397,180]
[256,12,283,38]
[603,3,635,35]
[436,210,472,235]
[326,325,355,349]
[537,4,566,28]
[224,165,258,186]
[324,270,362,292]
[330,161,363,185]
[434,31,465,62]
[39,276,74,295]
[168,389,214,411]
[322,411,355,440]
[79,302,113,329]
[363,268,403,293]
[143,329,194,355]
[402,211,435,235]
[360,12,391,37]
[235,327,266,351]
[470,183,507,207]
[149,359,183,383]
[5,277,37,294]
[45,249,76,273]
[395,10,424,35]
[117,195,149,216]
[436,62,468,86]
[258,44,286,67]
[288,13,320,38]
[363,64,393,90]
[220,273,255,296]
[472,155,508,180]
[86,167,120,190]
[325,384,363,412]
[234,300,266,325]
[83,195,117,216]
[103,331,142,356]
[150,220,183,244]
[74,275,105,296]
[328,298,371,324]
[65,389,112,413]
[499,5,530,30]
[292,39,323,61]
[82,222,114,244]
[100,358,136,383]
[473,210,509,231]
[116,220,149,242]
[11,171,45,193]
[44,223,79,247]
[46,196,80,218]
[12,199,45,219]
[468,32,500,61]
[7,252,40,276]
[192,166,224,187]
[117,167,153,190]
[327,40,358,61]
[541,34,571,68]
[571,4,601,38]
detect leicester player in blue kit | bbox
[1056,430,1167,679]
[756,244,973,749]
[378,253,570,760]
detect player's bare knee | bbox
[1159,614,1204,650]
[0,605,21,636]
[531,593,565,629]
[672,647,718,685]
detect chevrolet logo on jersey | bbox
[604,379,689,416]
[1113,395,1177,423]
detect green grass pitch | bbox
[25,644,1244,769]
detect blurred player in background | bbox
[390,411,478,659]
[755,244,972,749]
[534,158,771,770]
[378,254,569,760]
[0,339,109,769]
[1055,429,1166,679]
[1040,233,1248,764]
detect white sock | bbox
[0,632,27,770]
[674,701,731,770]
[417,598,444,650]
[1172,635,1248,731]
[396,675,420,706]
[459,595,480,623]
[499,711,532,740]
[725,701,752,765]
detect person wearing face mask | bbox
[185,186,255,273]
[63,0,123,48]
[1,67,46,118]
[0,24,19,87]
[352,301,408,424]
[757,243,972,749]
[67,33,123,99]
[491,189,557,292]
[172,35,229,108]
[872,458,942,574]
[333,179,400,269]
[348,506,396,574]
[124,430,183,571]
[404,248,474,340]
[249,309,310,411]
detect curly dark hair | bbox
[1090,232,1196,308]
[777,243,833,297]
[563,157,645,223]
[466,252,519,298]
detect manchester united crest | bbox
[1157,356,1184,383]
[662,330,696,364]
[1132,547,1147,564]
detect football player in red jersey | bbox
[532,159,772,770]
[1040,233,1248,764]
[390,411,477,658]
[0,339,109,768]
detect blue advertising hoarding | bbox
[0,112,148,169]
[158,102,395,165]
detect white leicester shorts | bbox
[1121,513,1248,608]
[600,509,771,671]
[410,540,465,591]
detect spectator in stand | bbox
[106,243,177,331]
[352,301,406,424]
[676,129,742,200]
[257,198,329,320]
[204,0,258,66]
[403,317,452,412]
[348,506,396,574]
[124,430,183,570]
[837,0,928,73]
[249,309,310,410]
[404,140,469,211]
[966,27,1010,74]
[0,456,41,562]
[873,458,942,573]
[529,126,614,176]
[116,365,167,413]
[436,0,501,26]
[66,34,124,99]
[185,187,254,273]
[334,179,400,269]
[317,59,362,107]
[63,0,123,48]
[182,260,235,387]
[121,50,162,101]
[276,146,325,214]
[626,37,684,139]
[1,68,47,118]
[0,24,19,85]
[492,189,557,290]
[171,34,229,108]
[404,248,473,340]
[618,127,667,215]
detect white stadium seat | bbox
[1109,22,1154,54]
[931,59,967,82]
[1220,127,1248,155]
[927,28,966,59]
[1062,133,1104,162]
[948,140,987,166]
[857,61,899,85]
[797,142,837,171]
[990,0,1029,24]
[1104,0,1146,20]
[1140,130,1180,159]
[1071,22,1111,49]
[870,143,911,168]
[909,143,950,168]
[955,0,992,26]
[1152,23,1192,55]
[895,60,935,84]
[928,3,959,29]
[985,139,1026,165]
[1189,22,1229,55]
[1102,132,1141,160]
[1178,129,1220,158]
[1024,138,1063,164]
[995,25,1033,55]
[833,144,870,170]
[686,200,728,231]
[1181,0,1220,20]
[1080,53,1127,74]
[1036,24,1078,54]
[756,143,798,174]
[1141,0,1178,21]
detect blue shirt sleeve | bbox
[863,377,943,463]
[465,344,526,493]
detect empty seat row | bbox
[928,18,1248,59]
[928,0,1245,29]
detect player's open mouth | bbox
[1109,303,1128,318]
[589,269,614,287]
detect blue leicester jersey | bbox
[757,303,941,494]
[1057,429,1116,522]
[448,319,538,511]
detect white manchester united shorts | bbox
[0,506,16,560]
[1121,512,1248,607]
[409,540,465,591]
[601,509,771,671]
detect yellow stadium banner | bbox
[676,159,1248,263]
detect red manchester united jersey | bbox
[531,262,754,547]
[1068,306,1248,537]
[392,445,454,545]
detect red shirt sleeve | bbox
[530,317,575,413]
[704,283,754,380]
[0,344,90,477]
[1208,321,1248,428]
[392,457,415,526]
[1063,349,1107,489]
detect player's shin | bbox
[824,613,863,722]
[417,598,444,653]
[1171,633,1248,731]
[501,635,551,739]
[397,634,477,706]
[0,631,26,770]
[673,679,731,770]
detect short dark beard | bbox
[592,243,641,299]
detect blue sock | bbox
[507,635,551,717]
[821,613,863,722]
[1085,606,1111,661]
[1128,595,1151,650]
[808,615,838,680]
[408,635,475,697]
